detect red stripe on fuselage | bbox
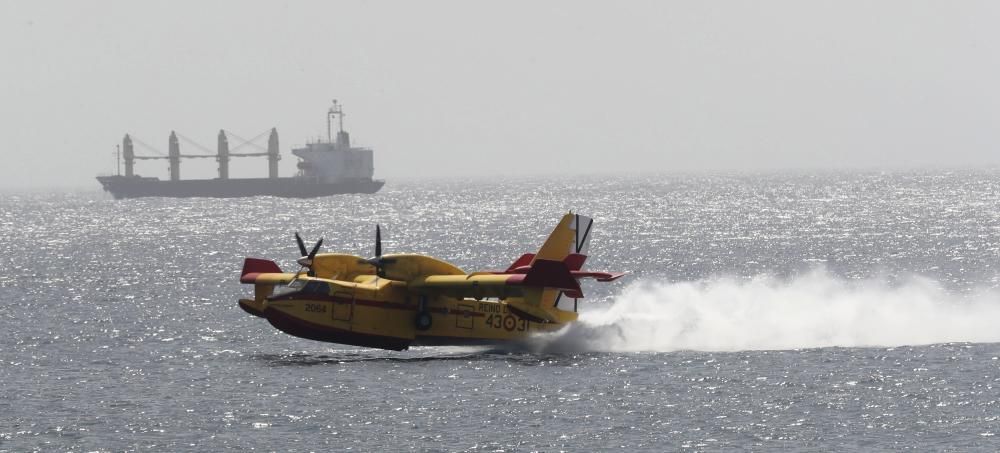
[267,293,487,318]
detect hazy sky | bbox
[2,1,999,189]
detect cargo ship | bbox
[96,101,384,199]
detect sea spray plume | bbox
[531,270,1000,353]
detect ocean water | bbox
[2,171,1000,451]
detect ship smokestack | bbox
[268,128,280,179]
[169,131,180,181]
[123,134,134,177]
[336,129,350,148]
[217,130,229,180]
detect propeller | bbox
[360,224,395,278]
[295,232,308,257]
[294,232,323,276]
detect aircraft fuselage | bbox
[239,274,575,351]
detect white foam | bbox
[534,270,1000,352]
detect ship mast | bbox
[327,100,345,144]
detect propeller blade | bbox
[308,238,323,260]
[357,224,391,278]
[294,232,308,257]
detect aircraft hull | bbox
[264,305,412,351]
[255,293,572,351]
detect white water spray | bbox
[536,271,1000,352]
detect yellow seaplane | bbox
[238,213,624,351]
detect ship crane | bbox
[119,129,279,180]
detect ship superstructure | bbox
[293,101,376,184]
[96,101,384,198]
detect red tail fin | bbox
[240,258,283,283]
[506,253,535,272]
[563,253,587,271]
[498,253,584,274]
[521,259,582,294]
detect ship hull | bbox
[96,176,384,199]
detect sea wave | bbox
[534,270,1000,352]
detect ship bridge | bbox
[292,100,375,183]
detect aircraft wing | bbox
[410,274,530,299]
[410,259,583,296]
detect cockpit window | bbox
[271,279,330,297]
[273,279,306,296]
[301,281,331,295]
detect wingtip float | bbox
[237,213,625,351]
